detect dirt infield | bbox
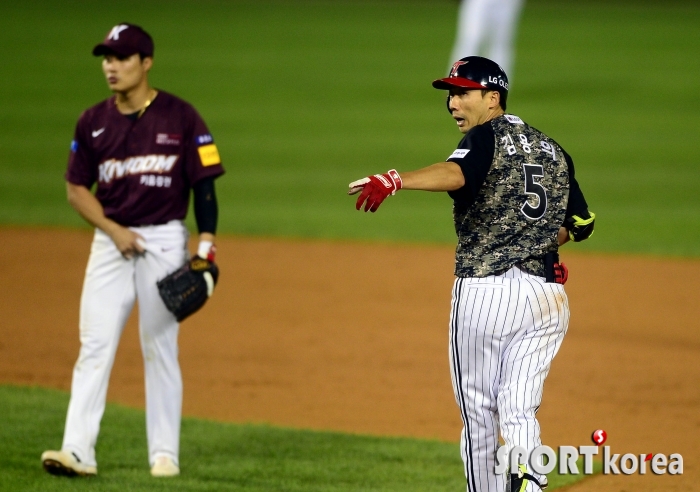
[1,228,698,490]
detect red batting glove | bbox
[553,262,568,285]
[347,169,402,213]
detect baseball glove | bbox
[157,256,219,322]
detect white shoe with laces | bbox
[150,455,180,477]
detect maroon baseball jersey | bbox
[66,91,225,226]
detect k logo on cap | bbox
[92,23,154,58]
[107,25,129,41]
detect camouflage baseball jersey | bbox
[447,114,587,278]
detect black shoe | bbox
[507,464,547,491]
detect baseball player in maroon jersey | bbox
[349,57,594,491]
[41,23,224,478]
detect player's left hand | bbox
[157,255,220,321]
[554,262,568,285]
[189,256,217,297]
[348,169,402,212]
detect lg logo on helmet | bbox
[489,76,509,90]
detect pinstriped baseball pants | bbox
[449,266,570,492]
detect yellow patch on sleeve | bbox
[197,144,221,166]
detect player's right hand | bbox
[348,169,402,213]
[110,227,146,259]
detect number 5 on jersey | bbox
[521,164,547,220]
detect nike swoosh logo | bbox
[92,128,105,138]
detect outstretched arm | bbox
[348,163,465,212]
[399,162,465,191]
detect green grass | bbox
[0,0,698,256]
[0,385,594,491]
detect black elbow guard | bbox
[564,211,595,242]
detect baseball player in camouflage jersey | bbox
[41,23,224,478]
[348,56,594,491]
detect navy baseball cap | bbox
[433,56,509,109]
[93,23,154,58]
[432,56,508,93]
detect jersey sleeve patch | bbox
[198,144,221,166]
[196,134,214,145]
[504,114,524,125]
[448,149,470,160]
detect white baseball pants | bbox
[62,220,188,468]
[450,0,526,76]
[449,266,569,491]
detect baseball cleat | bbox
[508,464,547,491]
[41,450,97,477]
[150,456,180,477]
